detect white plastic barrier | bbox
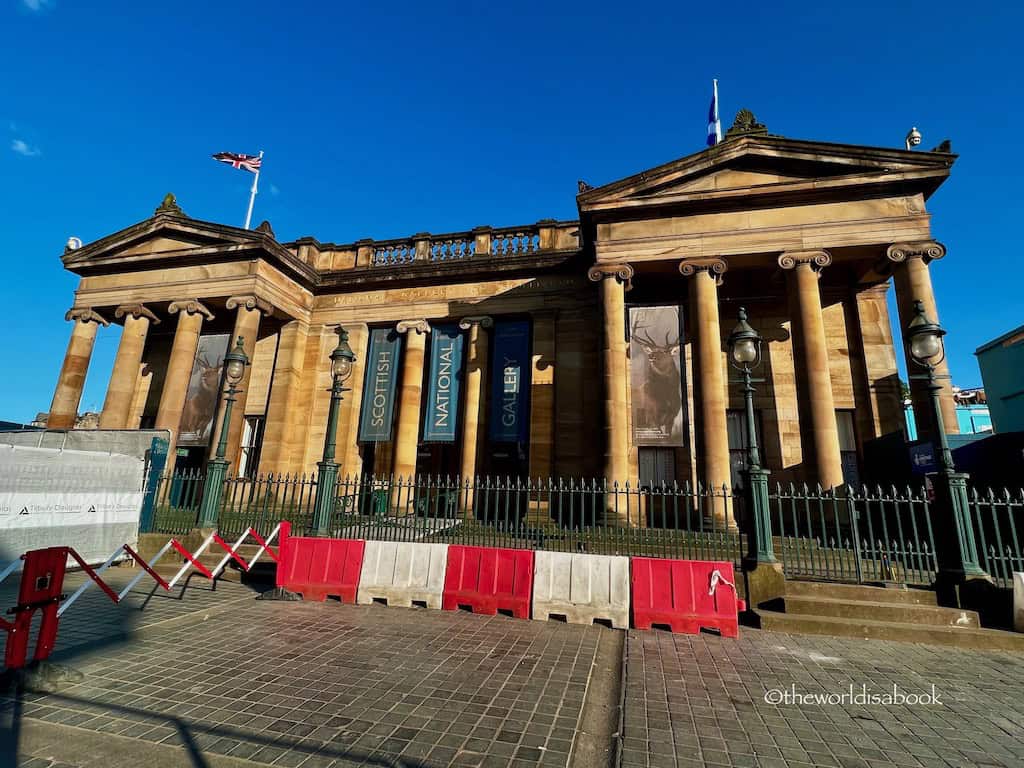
[532,551,630,629]
[357,541,449,609]
[1014,572,1024,633]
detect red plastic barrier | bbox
[631,558,743,638]
[442,545,533,619]
[276,522,365,603]
[3,547,68,670]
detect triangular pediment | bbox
[62,205,317,285]
[578,135,955,213]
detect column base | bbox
[934,569,1002,625]
[740,560,786,611]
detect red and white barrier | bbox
[1,526,283,671]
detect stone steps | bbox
[781,595,978,628]
[783,579,939,606]
[753,578,1024,650]
[757,610,1024,652]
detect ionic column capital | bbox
[226,295,274,317]
[885,241,946,265]
[678,257,728,284]
[168,299,214,321]
[587,263,634,290]
[396,319,431,335]
[64,307,110,327]
[458,315,493,331]
[778,249,832,272]
[114,303,160,325]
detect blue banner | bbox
[423,324,465,442]
[358,328,402,442]
[489,319,531,443]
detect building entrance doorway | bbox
[415,443,459,478]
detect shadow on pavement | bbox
[1,568,266,767]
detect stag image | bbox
[180,354,224,437]
[630,313,683,442]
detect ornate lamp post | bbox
[905,300,989,584]
[311,326,356,535]
[197,336,249,528]
[727,308,775,567]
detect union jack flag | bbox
[212,151,262,173]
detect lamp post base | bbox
[197,458,228,529]
[311,460,340,536]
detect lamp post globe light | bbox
[311,326,356,535]
[904,300,989,584]
[197,336,250,528]
[726,307,775,566]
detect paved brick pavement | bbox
[0,566,257,657]
[5,571,1024,768]
[5,599,601,768]
[620,629,1024,768]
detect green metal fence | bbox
[769,483,938,586]
[148,470,743,562]
[969,487,1024,588]
[147,469,1024,588]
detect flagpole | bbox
[243,150,263,230]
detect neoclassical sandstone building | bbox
[48,115,959,492]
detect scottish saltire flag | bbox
[707,79,722,146]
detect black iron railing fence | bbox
[969,487,1024,588]
[150,471,743,561]
[768,483,938,586]
[147,469,1024,584]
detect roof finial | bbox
[155,193,184,217]
[724,109,768,140]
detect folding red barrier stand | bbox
[276,534,365,603]
[631,558,742,638]
[442,545,533,619]
[3,547,69,670]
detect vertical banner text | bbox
[489,319,531,442]
[358,328,402,442]
[423,323,465,442]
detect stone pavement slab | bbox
[0,566,258,658]
[4,598,603,768]
[620,629,1024,768]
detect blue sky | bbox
[2,1,1022,422]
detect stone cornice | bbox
[65,307,110,326]
[885,241,946,265]
[396,319,431,335]
[226,295,274,317]
[168,299,215,321]
[679,258,728,283]
[778,250,832,271]
[114,303,160,324]
[458,316,494,331]
[587,263,634,290]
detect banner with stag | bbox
[628,306,686,446]
[177,333,231,447]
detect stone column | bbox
[213,296,273,473]
[258,320,309,476]
[99,304,158,429]
[886,241,959,439]
[680,258,733,527]
[392,319,430,483]
[779,251,845,489]
[587,264,634,488]
[155,300,214,467]
[48,308,110,429]
[458,316,492,513]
